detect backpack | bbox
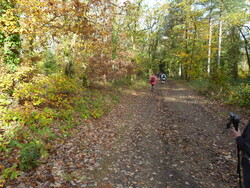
[150,77,155,82]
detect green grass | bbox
[188,79,250,108]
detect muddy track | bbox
[6,79,249,188]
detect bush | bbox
[189,79,250,107]
[44,50,58,75]
[1,73,120,176]
[13,74,82,108]
[111,77,132,87]
[19,142,41,171]
[111,76,147,90]
[226,83,250,106]
[188,79,211,95]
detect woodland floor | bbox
[6,79,250,188]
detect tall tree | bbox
[217,1,223,69]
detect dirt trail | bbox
[7,79,249,188]
[89,79,244,188]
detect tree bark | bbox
[217,17,222,69]
[238,27,250,70]
[207,18,212,76]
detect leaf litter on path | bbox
[5,79,249,188]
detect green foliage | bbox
[44,50,58,75]
[81,74,89,88]
[111,77,133,88]
[3,33,21,67]
[0,0,15,10]
[0,0,21,71]
[189,77,231,97]
[0,72,122,178]
[110,93,120,104]
[189,79,211,95]
[82,91,105,119]
[189,79,250,107]
[226,83,250,106]
[0,73,15,96]
[13,74,81,108]
[11,74,116,126]
[91,108,103,119]
[19,142,41,171]
[0,66,36,111]
[2,164,19,180]
[0,31,5,47]
[110,76,148,92]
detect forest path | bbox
[8,79,249,188]
[87,79,240,188]
[87,79,245,188]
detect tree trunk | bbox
[238,27,250,70]
[230,27,240,80]
[112,18,118,60]
[189,23,197,80]
[179,62,182,77]
[184,29,188,80]
[217,17,222,69]
[207,18,212,76]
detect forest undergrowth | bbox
[0,75,140,186]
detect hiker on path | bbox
[161,73,166,84]
[149,74,157,91]
[232,120,250,188]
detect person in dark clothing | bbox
[232,121,250,188]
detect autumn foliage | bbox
[0,0,250,185]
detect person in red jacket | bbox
[149,74,157,91]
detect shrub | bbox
[226,83,250,106]
[1,73,120,175]
[189,79,250,107]
[111,77,132,88]
[44,50,58,75]
[19,142,41,171]
[13,74,81,108]
[2,164,19,180]
[188,79,211,95]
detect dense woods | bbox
[0,0,249,185]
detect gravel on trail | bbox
[6,79,249,188]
